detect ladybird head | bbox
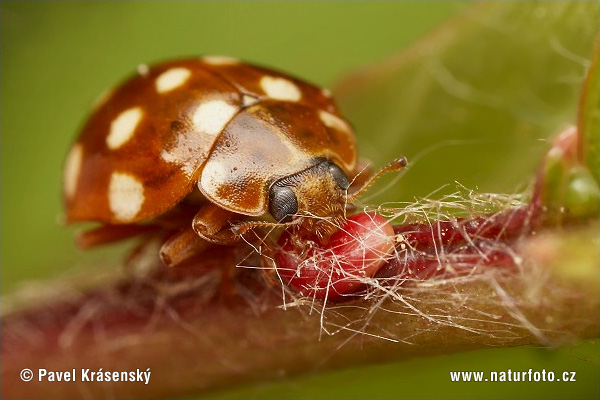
[269,159,350,241]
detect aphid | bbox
[63,56,406,267]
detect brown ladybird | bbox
[63,55,406,266]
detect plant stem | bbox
[2,216,597,398]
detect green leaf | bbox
[336,2,599,203]
[578,37,600,184]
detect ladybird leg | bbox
[161,204,241,268]
[160,226,239,300]
[231,219,299,236]
[192,203,239,245]
[124,234,167,276]
[76,224,159,249]
[159,227,212,267]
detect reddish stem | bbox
[393,204,537,251]
[376,195,541,282]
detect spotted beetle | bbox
[63,56,406,266]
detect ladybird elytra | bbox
[63,55,406,265]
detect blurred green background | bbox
[1,1,459,290]
[1,1,598,399]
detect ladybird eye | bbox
[269,186,298,223]
[329,163,350,190]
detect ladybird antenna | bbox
[346,156,407,203]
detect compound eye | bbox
[269,186,298,223]
[329,163,350,190]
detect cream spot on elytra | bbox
[106,107,143,149]
[318,110,351,132]
[108,172,145,222]
[64,143,83,199]
[202,55,240,65]
[161,128,212,178]
[321,88,332,98]
[192,100,239,137]
[137,64,150,76]
[155,68,191,93]
[260,76,302,102]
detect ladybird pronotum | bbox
[63,55,406,267]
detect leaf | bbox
[578,36,599,184]
[335,1,598,203]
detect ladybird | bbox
[63,55,406,267]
